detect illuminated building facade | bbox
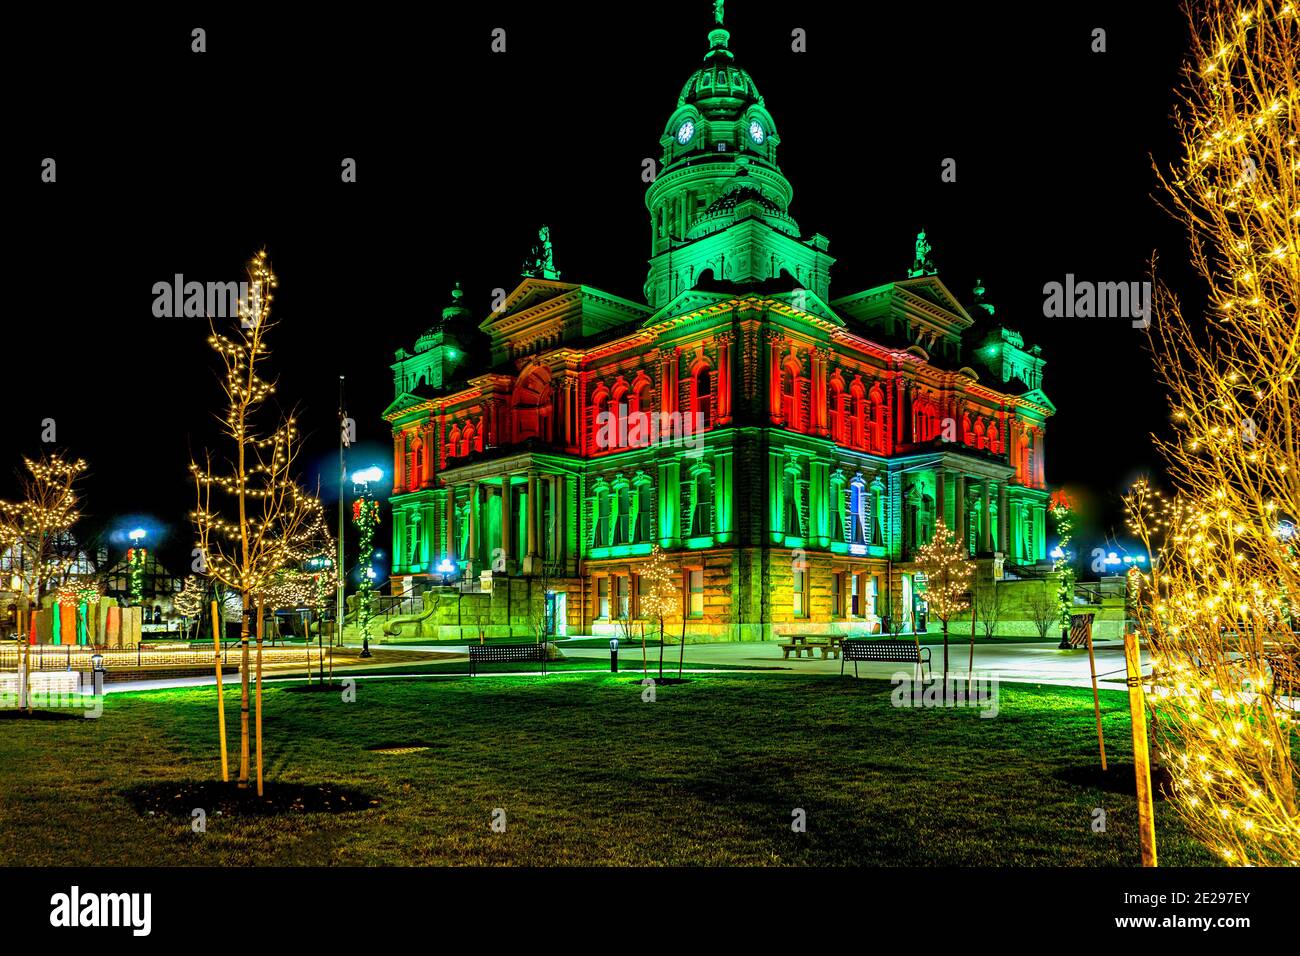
[384,14,1053,638]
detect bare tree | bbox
[191,250,322,793]
[1026,588,1057,640]
[0,454,89,711]
[973,584,1002,639]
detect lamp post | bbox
[351,466,383,659]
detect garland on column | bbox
[1049,489,1076,632]
[353,498,381,639]
[127,547,146,607]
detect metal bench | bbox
[467,642,548,676]
[841,639,931,681]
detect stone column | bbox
[934,469,947,528]
[467,480,479,574]
[954,474,967,549]
[445,487,457,563]
[997,483,1009,554]
[393,433,405,493]
[525,471,541,574]
[716,331,733,424]
[499,477,512,574]
[980,480,993,554]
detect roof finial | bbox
[714,0,725,26]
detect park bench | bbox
[841,639,931,681]
[467,642,549,676]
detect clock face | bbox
[748,120,765,144]
[677,120,695,145]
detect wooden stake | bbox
[1124,632,1157,866]
[256,595,265,797]
[211,599,229,783]
[1087,627,1107,771]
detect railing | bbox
[0,641,325,671]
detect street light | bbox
[609,638,619,673]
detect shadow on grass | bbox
[0,709,85,721]
[1054,762,1175,800]
[124,780,379,816]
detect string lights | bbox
[1127,0,1298,865]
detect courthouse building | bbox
[383,13,1053,639]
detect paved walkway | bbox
[95,639,1146,694]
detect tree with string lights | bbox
[638,544,679,680]
[191,250,323,794]
[0,454,89,711]
[1126,0,1298,865]
[912,517,975,699]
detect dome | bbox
[675,28,763,121]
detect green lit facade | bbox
[384,16,1053,639]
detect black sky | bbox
[9,1,1197,575]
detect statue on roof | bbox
[907,229,937,278]
[521,224,561,280]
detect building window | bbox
[688,568,704,618]
[689,464,713,537]
[831,572,845,617]
[614,484,632,545]
[616,575,630,619]
[868,574,880,620]
[851,572,860,616]
[597,577,610,619]
[691,364,713,429]
[636,573,649,617]
[793,569,809,618]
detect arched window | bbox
[689,361,713,431]
[628,376,653,446]
[850,477,869,545]
[591,482,612,547]
[868,384,886,452]
[632,473,653,543]
[829,473,847,542]
[591,385,610,452]
[610,382,630,450]
[448,425,462,459]
[850,380,866,448]
[829,375,847,444]
[613,479,632,545]
[460,422,474,458]
[870,478,886,546]
[781,358,802,432]
[513,367,553,443]
[974,418,987,450]
[689,463,713,537]
[410,438,424,487]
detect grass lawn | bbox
[0,673,1215,866]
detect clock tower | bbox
[643,9,833,310]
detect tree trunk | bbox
[640,620,647,675]
[239,593,250,788]
[942,621,949,704]
[211,599,229,783]
[967,606,976,696]
[256,596,265,797]
[657,620,665,681]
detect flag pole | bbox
[337,375,347,652]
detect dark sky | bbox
[9,1,1196,576]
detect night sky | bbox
[9,2,1197,576]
